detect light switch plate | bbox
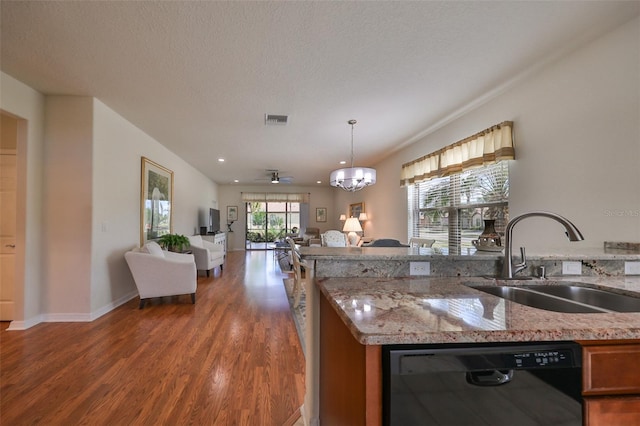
[625,261,640,275]
[562,261,582,275]
[410,261,430,276]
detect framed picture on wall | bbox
[227,205,238,222]
[316,207,327,222]
[350,202,364,219]
[140,157,173,246]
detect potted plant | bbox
[157,234,190,252]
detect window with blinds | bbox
[408,161,509,254]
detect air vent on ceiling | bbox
[265,114,288,125]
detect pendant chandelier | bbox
[330,119,376,192]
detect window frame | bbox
[408,161,509,254]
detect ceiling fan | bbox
[255,170,294,184]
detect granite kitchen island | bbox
[299,246,640,425]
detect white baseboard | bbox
[90,290,138,320]
[4,291,138,330]
[6,314,43,330]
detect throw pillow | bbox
[188,235,203,248]
[145,241,165,257]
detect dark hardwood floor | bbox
[1,250,305,425]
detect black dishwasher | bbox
[383,341,582,426]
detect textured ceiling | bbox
[2,1,638,186]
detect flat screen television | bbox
[209,208,221,234]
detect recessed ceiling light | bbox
[339,160,346,165]
[317,181,322,184]
[218,158,225,162]
[233,179,239,183]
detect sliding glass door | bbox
[245,202,300,250]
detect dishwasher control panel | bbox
[509,349,576,368]
[387,342,582,375]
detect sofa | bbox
[364,239,410,247]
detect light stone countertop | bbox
[317,275,640,345]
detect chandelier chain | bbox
[349,119,356,169]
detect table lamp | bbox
[343,217,362,246]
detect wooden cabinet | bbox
[584,397,640,425]
[319,294,382,426]
[581,341,640,425]
[202,233,226,255]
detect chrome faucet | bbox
[502,211,584,279]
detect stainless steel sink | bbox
[475,286,607,313]
[523,285,640,313]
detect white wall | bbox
[218,184,335,251]
[0,76,220,327]
[361,16,640,252]
[91,98,219,314]
[43,96,94,318]
[334,158,408,242]
[0,72,46,328]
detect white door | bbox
[0,152,16,320]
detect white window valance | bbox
[241,192,310,203]
[401,121,514,186]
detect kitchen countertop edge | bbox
[316,276,640,346]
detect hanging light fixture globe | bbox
[330,119,376,192]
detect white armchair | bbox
[321,230,348,247]
[409,237,435,248]
[188,235,225,277]
[124,241,197,309]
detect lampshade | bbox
[339,214,346,221]
[343,217,362,246]
[330,168,376,192]
[358,212,368,221]
[330,120,376,192]
[343,217,363,233]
